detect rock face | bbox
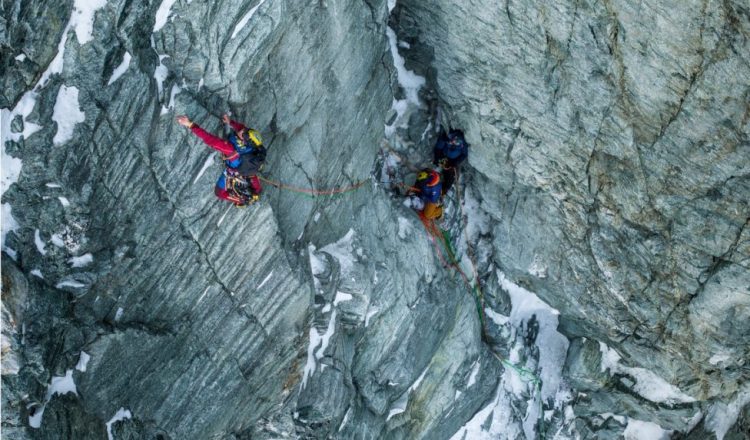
[2,0,500,438]
[1,0,748,439]
[396,0,749,419]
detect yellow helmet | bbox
[417,171,429,181]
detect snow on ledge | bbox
[107,52,131,85]
[623,418,673,440]
[705,385,750,440]
[153,0,178,33]
[29,370,78,428]
[386,367,429,421]
[71,0,108,45]
[76,351,91,372]
[52,85,86,146]
[34,229,47,255]
[333,291,353,306]
[319,229,357,275]
[230,0,269,39]
[69,253,94,268]
[598,342,697,405]
[302,310,337,389]
[106,408,133,440]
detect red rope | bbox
[258,175,368,197]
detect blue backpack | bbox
[417,170,442,203]
[444,132,468,159]
[227,129,266,175]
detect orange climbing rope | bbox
[258,175,368,197]
[418,214,452,269]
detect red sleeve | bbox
[228,119,247,132]
[190,124,235,155]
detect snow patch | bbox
[338,408,351,432]
[397,216,413,239]
[302,310,337,388]
[58,197,71,207]
[153,0,178,33]
[467,360,480,388]
[599,342,696,405]
[0,0,107,225]
[154,55,169,97]
[162,82,183,115]
[31,269,44,279]
[449,377,522,440]
[499,271,568,400]
[386,367,429,421]
[461,185,491,240]
[194,154,215,184]
[69,253,94,268]
[365,308,378,327]
[528,255,548,278]
[623,419,673,440]
[107,51,131,85]
[52,85,86,145]
[709,354,731,365]
[71,0,108,45]
[705,386,750,440]
[106,408,133,440]
[333,291,353,306]
[257,271,273,290]
[230,0,268,39]
[1,128,23,196]
[319,229,357,275]
[56,280,86,289]
[76,351,91,372]
[1,204,19,255]
[15,54,26,62]
[29,370,78,428]
[384,24,425,136]
[115,307,124,321]
[197,287,211,304]
[34,229,47,255]
[315,310,337,364]
[216,204,232,226]
[484,308,509,326]
[51,233,65,248]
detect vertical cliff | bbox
[2,0,748,439]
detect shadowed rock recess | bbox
[1,0,748,438]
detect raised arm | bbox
[222,113,247,132]
[177,115,235,155]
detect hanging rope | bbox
[258,175,368,198]
[415,178,547,435]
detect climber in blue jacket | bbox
[433,128,469,194]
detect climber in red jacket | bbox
[177,114,265,206]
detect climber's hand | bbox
[176,115,193,128]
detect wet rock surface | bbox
[1,0,748,439]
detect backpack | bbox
[227,129,266,176]
[444,130,468,159]
[417,170,442,204]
